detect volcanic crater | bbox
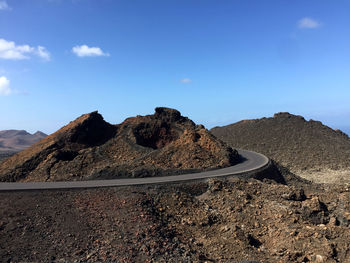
[0,107,239,182]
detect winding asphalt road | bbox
[0,149,269,191]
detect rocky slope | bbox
[0,151,15,163]
[1,176,350,263]
[0,107,239,182]
[211,112,350,182]
[156,178,350,263]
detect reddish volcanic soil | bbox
[0,107,238,182]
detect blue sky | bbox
[0,0,349,135]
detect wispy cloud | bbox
[298,17,321,29]
[180,78,192,84]
[0,1,11,11]
[0,76,11,96]
[0,38,51,61]
[72,45,110,57]
[36,46,51,60]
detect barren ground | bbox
[1,174,350,263]
[210,112,350,185]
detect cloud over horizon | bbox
[72,45,110,57]
[0,1,10,11]
[0,76,11,96]
[298,17,321,29]
[0,38,51,60]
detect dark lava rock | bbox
[0,108,239,182]
[302,196,329,225]
[282,188,306,201]
[211,112,350,173]
[55,111,117,147]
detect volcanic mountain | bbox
[0,107,239,182]
[0,130,47,151]
[211,112,350,181]
[0,130,48,163]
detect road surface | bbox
[0,149,268,191]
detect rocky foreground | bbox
[1,174,349,262]
[0,107,238,182]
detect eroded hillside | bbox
[0,107,238,182]
[211,112,350,183]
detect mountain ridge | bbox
[211,112,350,177]
[0,129,47,152]
[0,107,239,182]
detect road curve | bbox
[0,149,269,191]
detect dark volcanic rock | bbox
[54,111,117,147]
[0,108,239,182]
[154,107,184,122]
[211,112,350,173]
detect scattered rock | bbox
[282,188,306,201]
[302,196,329,225]
[1,177,350,262]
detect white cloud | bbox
[0,76,11,96]
[298,17,321,29]
[0,1,10,10]
[36,46,50,60]
[72,45,110,57]
[180,78,192,84]
[0,38,51,61]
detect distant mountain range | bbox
[0,130,47,152]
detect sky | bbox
[0,0,349,135]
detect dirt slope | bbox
[0,107,238,182]
[211,112,350,180]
